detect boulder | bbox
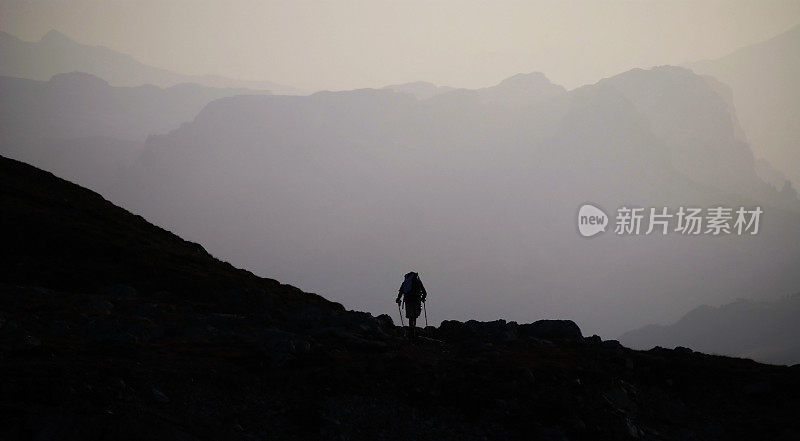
[151,387,170,403]
[375,314,394,330]
[96,284,138,298]
[437,320,473,340]
[436,319,520,342]
[518,320,582,340]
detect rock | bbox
[207,313,245,331]
[258,328,313,366]
[601,339,624,354]
[86,317,140,344]
[1,329,43,352]
[604,386,630,410]
[467,319,511,336]
[585,334,602,344]
[312,327,387,351]
[130,303,158,317]
[517,367,536,384]
[32,414,73,441]
[776,429,800,441]
[49,320,72,336]
[375,314,394,330]
[184,324,219,340]
[436,319,518,342]
[743,381,771,395]
[528,337,556,347]
[518,320,582,340]
[151,290,174,300]
[96,284,138,298]
[23,334,41,348]
[567,414,586,431]
[85,296,114,313]
[535,426,569,441]
[438,320,473,340]
[151,387,170,403]
[624,418,643,439]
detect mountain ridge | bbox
[621,294,800,365]
[685,23,800,188]
[123,65,800,339]
[0,29,304,95]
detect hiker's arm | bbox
[420,282,427,302]
[396,288,403,304]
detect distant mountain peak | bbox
[495,71,554,89]
[382,81,454,100]
[478,71,566,105]
[0,28,302,94]
[41,29,75,44]
[49,71,109,89]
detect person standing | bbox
[396,271,427,341]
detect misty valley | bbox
[2,13,800,441]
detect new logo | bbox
[578,204,608,237]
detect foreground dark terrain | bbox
[1,154,799,441]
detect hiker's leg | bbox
[409,317,416,340]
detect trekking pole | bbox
[397,301,405,327]
[423,301,428,327]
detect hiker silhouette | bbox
[396,271,427,341]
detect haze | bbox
[2,1,800,363]
[2,0,800,91]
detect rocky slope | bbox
[2,155,800,440]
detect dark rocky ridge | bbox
[1,154,800,440]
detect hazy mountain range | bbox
[621,294,800,365]
[382,81,454,100]
[0,72,268,195]
[1,25,799,360]
[113,65,799,341]
[0,29,304,95]
[687,24,800,189]
[0,72,269,142]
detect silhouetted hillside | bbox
[621,295,800,365]
[0,154,337,316]
[0,29,303,94]
[2,154,800,440]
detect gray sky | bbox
[0,0,800,90]
[2,0,799,92]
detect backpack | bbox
[400,272,422,302]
